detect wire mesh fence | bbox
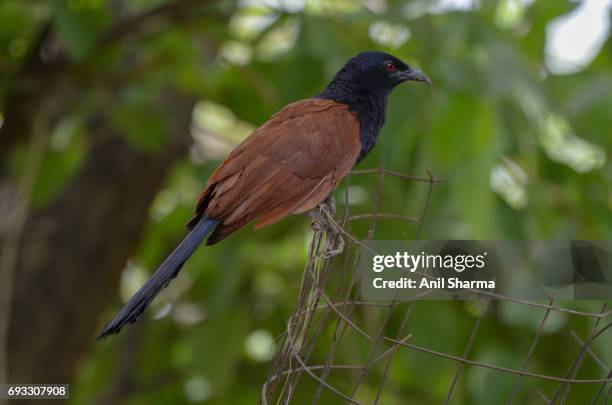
[260,165,612,405]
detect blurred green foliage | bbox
[2,0,611,404]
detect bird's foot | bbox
[320,236,344,259]
[319,195,337,217]
[309,212,324,232]
[308,196,344,258]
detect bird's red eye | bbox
[385,62,396,72]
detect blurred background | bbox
[0,0,611,403]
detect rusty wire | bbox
[260,165,612,404]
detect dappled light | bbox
[0,0,610,403]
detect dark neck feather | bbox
[317,74,390,164]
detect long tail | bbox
[98,216,219,339]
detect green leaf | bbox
[110,85,168,153]
[51,0,110,61]
[428,93,499,238]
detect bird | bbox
[98,51,430,339]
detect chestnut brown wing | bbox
[192,98,360,244]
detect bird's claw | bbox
[319,235,345,259]
[319,195,337,217]
[309,196,344,258]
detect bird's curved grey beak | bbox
[399,67,431,85]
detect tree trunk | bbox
[5,88,196,384]
[0,1,232,390]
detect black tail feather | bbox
[98,216,219,339]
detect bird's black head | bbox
[318,51,430,164]
[321,51,430,98]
